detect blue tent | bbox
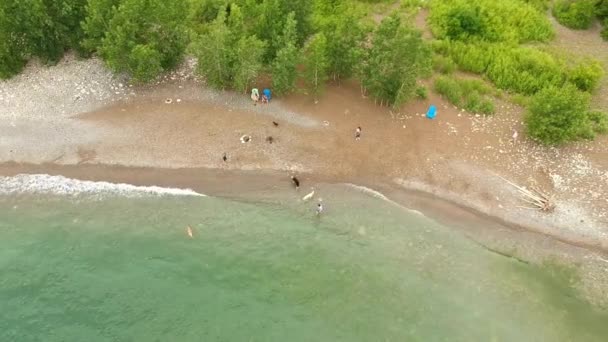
[263,88,272,101]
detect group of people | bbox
[251,88,271,105]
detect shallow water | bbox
[1,178,607,341]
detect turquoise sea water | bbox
[1,177,607,341]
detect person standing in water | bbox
[316,202,324,216]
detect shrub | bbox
[524,0,551,11]
[429,0,554,43]
[415,85,428,99]
[433,54,456,74]
[553,0,596,30]
[436,41,604,95]
[434,75,495,114]
[602,19,608,40]
[597,0,608,19]
[434,76,462,105]
[568,59,604,92]
[587,111,608,134]
[525,84,590,145]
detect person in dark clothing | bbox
[222,153,227,162]
[290,175,300,190]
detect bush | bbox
[434,76,462,105]
[602,19,608,40]
[587,111,608,134]
[568,59,604,92]
[429,0,554,43]
[415,85,428,99]
[435,40,604,95]
[525,84,591,145]
[433,54,456,74]
[553,0,596,30]
[434,75,495,114]
[524,0,551,11]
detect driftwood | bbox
[500,177,555,212]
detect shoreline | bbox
[2,161,606,257]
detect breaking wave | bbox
[344,183,424,216]
[0,174,205,198]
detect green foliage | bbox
[432,54,456,74]
[272,13,299,95]
[597,0,608,19]
[602,19,608,40]
[553,0,597,30]
[361,14,431,107]
[568,59,604,92]
[435,40,605,96]
[99,0,188,82]
[81,0,121,55]
[587,111,608,134]
[303,33,329,100]
[525,85,591,145]
[256,0,312,62]
[523,0,551,11]
[193,11,232,89]
[434,76,462,105]
[415,85,428,99]
[434,76,495,114]
[429,0,554,43]
[233,36,266,93]
[312,0,368,80]
[0,0,88,78]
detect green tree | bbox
[361,14,431,107]
[232,35,266,93]
[525,84,590,145]
[0,0,88,78]
[99,0,188,82]
[302,33,329,100]
[313,0,367,80]
[192,10,232,89]
[81,0,121,55]
[271,13,299,95]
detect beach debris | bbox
[303,189,315,201]
[272,121,279,127]
[164,98,173,104]
[501,177,555,212]
[240,135,251,143]
[186,225,194,238]
[176,98,182,103]
[323,120,330,126]
[266,136,274,144]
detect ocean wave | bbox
[344,183,424,216]
[0,174,205,198]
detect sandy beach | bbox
[2,54,608,305]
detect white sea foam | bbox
[344,183,424,216]
[0,174,205,198]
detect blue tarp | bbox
[426,105,436,119]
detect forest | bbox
[0,0,607,145]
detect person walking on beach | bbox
[222,152,227,162]
[355,126,362,140]
[291,175,300,190]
